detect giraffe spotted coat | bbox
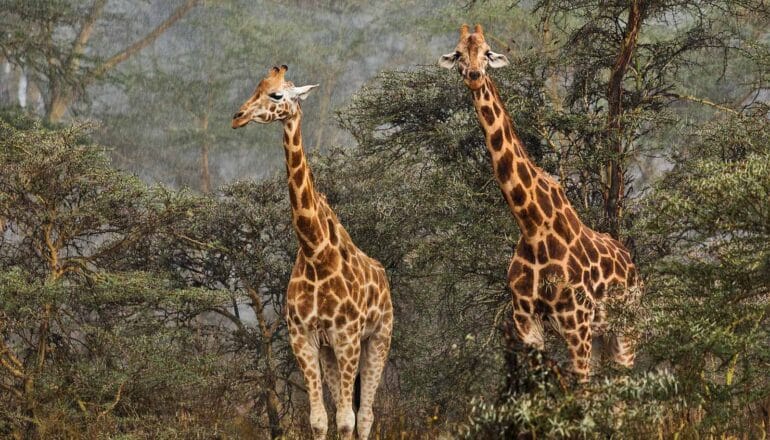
[442,24,642,381]
[233,65,392,440]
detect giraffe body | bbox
[441,25,641,381]
[233,65,393,439]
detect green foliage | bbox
[144,178,305,436]
[0,269,239,438]
[462,369,681,439]
[0,114,249,438]
[0,114,199,279]
[637,113,770,436]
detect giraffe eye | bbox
[268,93,283,101]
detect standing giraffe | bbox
[439,25,641,381]
[232,65,393,439]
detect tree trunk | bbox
[199,113,212,194]
[604,0,644,239]
[263,372,282,439]
[541,2,568,184]
[21,303,52,439]
[47,93,71,123]
[245,285,283,437]
[313,73,339,150]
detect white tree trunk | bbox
[17,68,27,108]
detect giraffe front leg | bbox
[289,328,327,439]
[609,333,636,368]
[357,324,392,440]
[509,258,545,351]
[319,346,342,407]
[558,312,593,383]
[332,331,362,440]
[511,297,545,350]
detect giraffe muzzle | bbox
[231,115,249,129]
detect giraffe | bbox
[232,65,393,439]
[439,25,641,382]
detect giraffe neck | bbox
[471,76,556,241]
[282,111,327,257]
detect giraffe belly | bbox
[287,246,392,348]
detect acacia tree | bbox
[0,114,241,438]
[0,0,200,123]
[127,179,303,437]
[521,0,770,238]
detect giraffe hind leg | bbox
[558,313,593,383]
[332,336,361,440]
[594,299,635,368]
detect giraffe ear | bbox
[487,50,509,68]
[439,52,458,69]
[288,84,318,101]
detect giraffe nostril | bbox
[468,70,481,80]
[234,111,244,119]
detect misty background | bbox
[0,0,511,189]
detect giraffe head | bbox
[439,24,509,90]
[232,65,318,129]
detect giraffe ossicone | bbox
[233,65,393,439]
[440,25,642,382]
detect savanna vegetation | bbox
[1,1,769,438]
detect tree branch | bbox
[68,0,108,74]
[0,339,24,371]
[97,381,125,420]
[35,304,52,372]
[93,0,200,78]
[0,357,26,380]
[665,92,740,115]
[209,307,247,333]
[0,380,23,399]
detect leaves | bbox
[637,113,770,435]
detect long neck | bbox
[282,112,327,257]
[471,76,557,239]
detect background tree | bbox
[519,0,770,238]
[94,0,447,192]
[0,0,200,122]
[0,114,241,438]
[127,179,304,437]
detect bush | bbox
[636,113,770,436]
